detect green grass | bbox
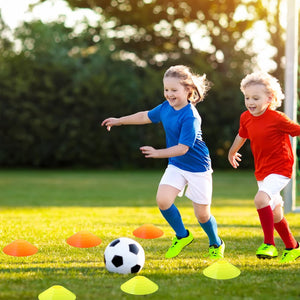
[0,169,299,300]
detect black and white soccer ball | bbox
[104,237,145,274]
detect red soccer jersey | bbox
[238,108,300,181]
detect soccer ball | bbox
[104,237,145,274]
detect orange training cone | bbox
[38,285,76,300]
[133,224,164,239]
[3,239,38,257]
[66,231,102,248]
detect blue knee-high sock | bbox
[199,215,221,246]
[160,204,188,238]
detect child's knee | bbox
[197,214,210,224]
[254,191,271,209]
[193,203,210,223]
[156,194,173,210]
[156,185,178,210]
[273,205,283,222]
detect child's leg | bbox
[193,202,224,259]
[157,184,194,258]
[273,205,300,263]
[193,203,221,246]
[273,205,298,249]
[157,184,188,238]
[255,175,292,259]
[255,191,275,245]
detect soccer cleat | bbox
[165,230,194,258]
[279,243,300,263]
[208,239,225,259]
[256,243,278,259]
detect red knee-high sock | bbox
[257,206,275,245]
[274,217,298,249]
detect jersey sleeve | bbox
[277,111,300,137]
[147,103,162,123]
[238,112,249,139]
[178,117,198,147]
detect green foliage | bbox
[64,0,267,71]
[0,0,260,168]
[0,20,164,168]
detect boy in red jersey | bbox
[228,71,300,263]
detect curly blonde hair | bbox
[240,71,284,110]
[164,65,211,105]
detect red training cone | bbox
[3,239,38,257]
[66,231,102,248]
[133,224,164,239]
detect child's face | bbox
[163,77,190,110]
[243,84,271,117]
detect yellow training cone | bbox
[203,259,241,280]
[121,275,159,295]
[38,285,76,300]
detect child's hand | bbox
[101,118,121,131]
[140,146,158,158]
[228,152,242,168]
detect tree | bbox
[56,0,267,72]
[41,0,264,167]
[2,0,273,168]
[0,19,167,168]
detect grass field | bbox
[0,169,299,300]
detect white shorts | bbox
[257,174,290,210]
[159,164,213,205]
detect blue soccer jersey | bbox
[148,101,211,172]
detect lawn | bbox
[0,169,299,300]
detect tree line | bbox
[0,0,290,169]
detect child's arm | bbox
[140,144,189,159]
[228,134,247,168]
[101,111,151,131]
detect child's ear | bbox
[268,93,274,103]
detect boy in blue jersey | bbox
[102,65,224,259]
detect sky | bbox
[0,0,298,72]
[0,0,100,29]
